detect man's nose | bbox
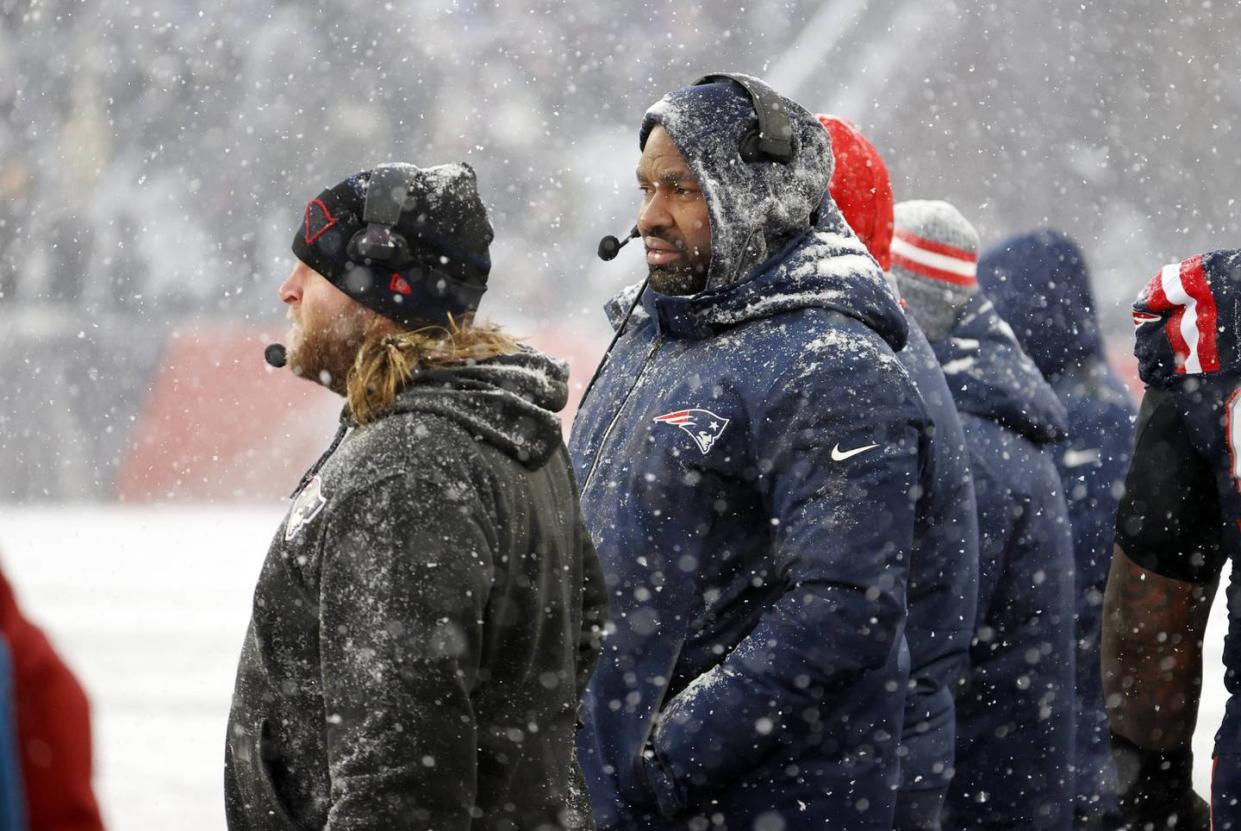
[637,190,673,236]
[278,269,302,305]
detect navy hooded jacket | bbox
[930,294,1078,831]
[890,320,979,816]
[570,77,929,830]
[978,230,1136,824]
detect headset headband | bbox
[349,164,416,268]
[362,164,414,228]
[692,73,794,164]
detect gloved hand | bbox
[1111,732,1211,830]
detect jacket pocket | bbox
[254,718,301,829]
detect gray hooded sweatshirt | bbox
[225,348,608,831]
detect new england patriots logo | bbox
[653,408,730,455]
[285,475,328,541]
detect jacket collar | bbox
[607,215,906,351]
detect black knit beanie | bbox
[291,162,493,328]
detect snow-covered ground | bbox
[0,506,279,829]
[0,506,1230,827]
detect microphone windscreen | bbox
[597,235,621,261]
[264,343,287,368]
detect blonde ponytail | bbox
[346,315,523,425]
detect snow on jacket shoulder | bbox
[225,349,607,831]
[979,229,1137,823]
[572,76,927,829]
[931,294,1077,831]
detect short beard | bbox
[289,312,370,395]
[647,262,708,296]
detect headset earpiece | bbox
[692,72,795,165]
[738,130,764,164]
[346,164,417,268]
[348,223,411,265]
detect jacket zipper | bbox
[581,333,665,494]
[289,419,351,498]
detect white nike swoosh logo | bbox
[831,443,880,461]
[1062,448,1101,468]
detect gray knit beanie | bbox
[891,200,980,341]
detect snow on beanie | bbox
[291,162,493,329]
[891,199,979,340]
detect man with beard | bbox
[224,163,608,830]
[571,74,928,829]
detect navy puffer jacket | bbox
[979,230,1136,825]
[933,294,1077,831]
[571,76,929,830]
[889,320,979,814]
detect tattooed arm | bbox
[1101,545,1216,750]
[1102,386,1225,830]
[1101,546,1215,830]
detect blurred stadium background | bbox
[5,0,1239,502]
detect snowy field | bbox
[0,505,1231,828]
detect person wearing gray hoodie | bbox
[224,163,608,830]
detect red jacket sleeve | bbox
[0,570,105,831]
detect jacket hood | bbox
[605,208,906,350]
[977,229,1104,377]
[386,347,569,469]
[820,114,894,271]
[931,293,1068,444]
[639,74,834,290]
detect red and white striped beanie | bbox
[891,200,980,339]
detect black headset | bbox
[346,164,416,267]
[691,72,795,165]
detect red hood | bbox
[819,114,894,271]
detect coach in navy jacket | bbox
[891,202,1077,831]
[979,230,1136,828]
[571,75,929,830]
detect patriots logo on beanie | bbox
[291,163,494,329]
[303,199,338,246]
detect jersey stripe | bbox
[1226,388,1241,493]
